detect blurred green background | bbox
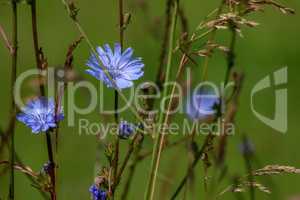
[0,0,299,199]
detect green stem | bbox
[155,0,174,89]
[118,0,124,48]
[29,1,56,198]
[112,0,124,193]
[46,131,56,200]
[144,1,178,200]
[170,135,214,199]
[9,1,18,199]
[113,91,119,184]
[114,133,139,188]
[224,27,236,86]
[120,134,144,200]
[30,0,45,95]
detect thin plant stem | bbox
[9,1,18,199]
[170,134,214,199]
[118,0,124,48]
[0,129,48,199]
[30,0,45,95]
[120,135,144,200]
[112,0,124,193]
[224,27,236,86]
[118,134,188,198]
[212,24,238,200]
[53,38,82,192]
[29,1,56,198]
[0,24,14,54]
[120,161,136,200]
[242,141,255,200]
[146,54,189,199]
[114,133,139,188]
[112,90,120,185]
[46,131,56,200]
[117,134,189,200]
[141,6,190,197]
[122,135,188,199]
[155,0,174,88]
[216,27,237,167]
[145,1,178,200]
[51,38,83,195]
[114,91,119,124]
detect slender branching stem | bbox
[112,0,124,194]
[46,131,56,200]
[112,90,120,185]
[30,1,56,198]
[9,1,18,199]
[30,0,45,95]
[145,1,178,200]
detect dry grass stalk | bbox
[219,181,271,196]
[253,165,300,176]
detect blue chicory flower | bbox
[16,97,64,134]
[239,138,255,155]
[89,184,107,200]
[86,43,144,89]
[42,161,53,174]
[118,120,135,139]
[186,88,220,120]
